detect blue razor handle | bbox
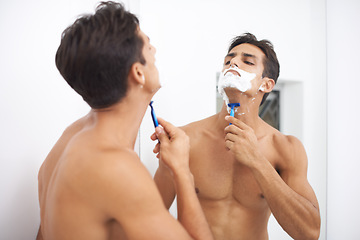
[230,107,235,117]
[227,103,240,125]
[149,101,159,128]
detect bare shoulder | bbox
[266,126,308,172]
[61,115,91,139]
[39,116,89,166]
[181,114,219,138]
[38,116,90,187]
[273,132,306,159]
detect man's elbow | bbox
[302,218,321,240]
[36,225,44,240]
[295,228,319,240]
[307,227,320,240]
[293,215,320,240]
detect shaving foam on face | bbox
[258,84,265,91]
[217,66,256,111]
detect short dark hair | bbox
[228,33,280,105]
[55,1,145,109]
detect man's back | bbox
[38,115,129,239]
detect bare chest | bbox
[190,137,276,207]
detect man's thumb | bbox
[155,126,167,143]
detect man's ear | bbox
[260,77,275,93]
[129,62,145,86]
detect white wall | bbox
[327,0,360,239]
[139,0,327,239]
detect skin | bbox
[36,29,213,240]
[154,43,321,240]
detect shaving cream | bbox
[217,66,256,106]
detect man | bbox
[36,2,213,240]
[154,33,321,240]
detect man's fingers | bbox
[151,125,165,141]
[225,139,233,150]
[150,132,158,141]
[153,142,160,153]
[225,116,249,130]
[157,117,178,139]
[225,132,237,142]
[155,126,169,144]
[224,124,242,136]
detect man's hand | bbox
[151,118,190,174]
[224,116,264,168]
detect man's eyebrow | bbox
[242,52,257,59]
[225,52,237,58]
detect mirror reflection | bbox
[139,1,327,239]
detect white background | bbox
[0,0,358,239]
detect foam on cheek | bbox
[217,67,256,109]
[258,84,265,91]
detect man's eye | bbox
[245,61,254,65]
[225,61,230,65]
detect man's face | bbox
[221,43,266,97]
[139,29,160,93]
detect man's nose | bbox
[230,61,239,68]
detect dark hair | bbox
[228,33,280,105]
[55,1,145,109]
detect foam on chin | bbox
[217,67,256,112]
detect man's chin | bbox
[151,84,162,94]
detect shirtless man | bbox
[36,2,213,240]
[154,33,321,240]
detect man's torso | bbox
[183,114,288,240]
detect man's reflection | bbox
[154,33,320,240]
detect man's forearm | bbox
[251,160,320,240]
[173,168,213,240]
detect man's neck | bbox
[216,96,262,133]
[88,89,154,149]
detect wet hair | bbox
[228,33,280,105]
[55,1,145,109]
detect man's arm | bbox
[79,149,206,240]
[97,152,194,239]
[224,116,320,240]
[154,160,176,209]
[79,118,212,240]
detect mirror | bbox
[138,1,327,239]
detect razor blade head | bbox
[227,103,240,108]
